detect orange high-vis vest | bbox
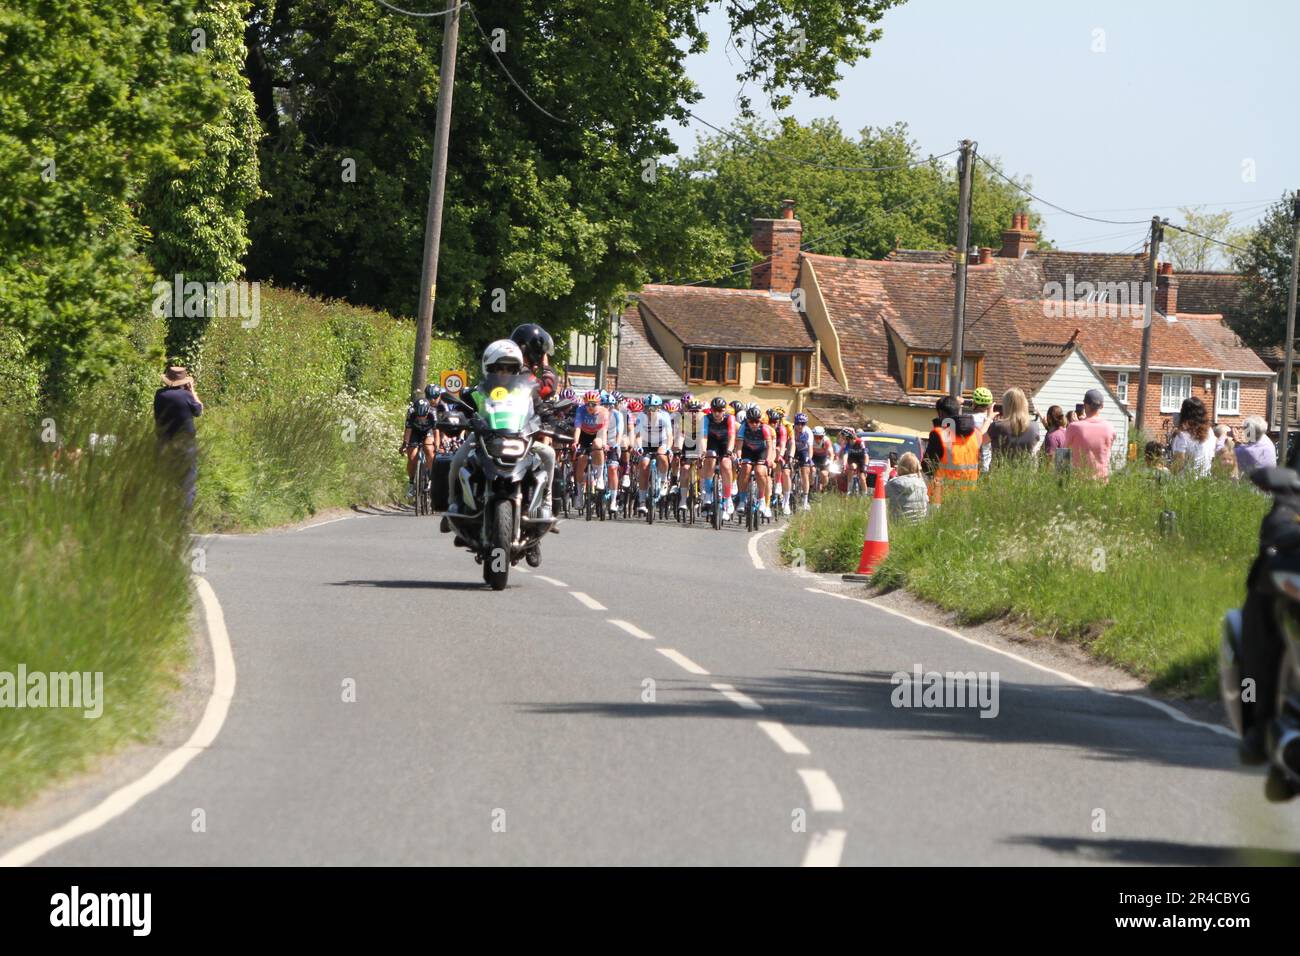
[931,426,981,504]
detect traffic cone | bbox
[842,470,889,582]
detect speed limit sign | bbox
[440,369,467,392]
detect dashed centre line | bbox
[534,575,568,588]
[655,648,710,675]
[756,721,810,755]
[797,769,844,812]
[801,829,848,867]
[570,591,606,611]
[711,683,762,711]
[608,619,656,640]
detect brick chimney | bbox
[978,246,993,265]
[998,211,1038,259]
[1156,261,1178,317]
[751,199,803,294]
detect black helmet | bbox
[414,398,432,417]
[729,400,744,413]
[509,323,554,365]
[710,396,728,412]
[745,405,762,423]
[425,383,444,401]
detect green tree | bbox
[1230,194,1298,350]
[243,0,904,354]
[1165,206,1247,272]
[671,118,1039,285]
[0,0,246,402]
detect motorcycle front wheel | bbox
[486,500,513,591]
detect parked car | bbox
[835,431,924,492]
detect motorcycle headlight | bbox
[486,434,529,460]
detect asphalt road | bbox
[13,507,1300,866]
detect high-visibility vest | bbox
[931,427,981,504]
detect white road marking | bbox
[655,648,710,676]
[802,587,1235,739]
[534,575,569,588]
[756,720,810,754]
[289,514,353,532]
[570,591,607,611]
[802,829,848,867]
[797,769,844,812]
[712,683,762,711]
[608,619,656,640]
[0,576,237,867]
[748,527,780,569]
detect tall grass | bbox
[782,464,1267,697]
[0,412,192,805]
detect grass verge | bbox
[781,464,1266,698]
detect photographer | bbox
[154,363,204,510]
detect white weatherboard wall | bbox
[1032,349,1130,467]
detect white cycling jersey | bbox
[635,410,673,449]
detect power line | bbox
[977,155,1151,226]
[374,0,466,17]
[463,4,574,125]
[1163,220,1251,256]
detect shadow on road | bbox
[1005,834,1300,866]
[522,668,1246,776]
[331,579,487,590]
[350,503,411,517]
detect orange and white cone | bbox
[842,470,889,582]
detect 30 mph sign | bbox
[440,369,467,392]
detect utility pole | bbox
[949,139,975,399]
[410,0,462,400]
[1134,215,1165,433]
[1280,191,1300,466]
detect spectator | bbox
[1213,423,1232,453]
[886,452,928,521]
[922,394,961,480]
[1214,437,1239,479]
[1041,405,1069,467]
[1234,415,1277,476]
[154,363,203,509]
[987,387,1044,461]
[1169,396,1215,478]
[1064,389,1116,480]
[1145,440,1171,481]
[970,387,994,474]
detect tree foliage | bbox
[243,0,904,354]
[1230,194,1298,350]
[1164,206,1247,273]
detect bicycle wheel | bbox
[415,454,428,516]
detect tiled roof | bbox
[1011,300,1221,370]
[1026,250,1149,290]
[616,303,688,396]
[804,404,871,429]
[1021,340,1073,393]
[635,284,816,350]
[1180,315,1274,375]
[1177,271,1249,318]
[885,248,954,264]
[805,254,1031,403]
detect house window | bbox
[1160,374,1192,413]
[756,352,811,387]
[687,349,739,385]
[908,353,982,395]
[1218,378,1240,415]
[1116,372,1128,405]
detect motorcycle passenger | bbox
[509,323,558,512]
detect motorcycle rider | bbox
[510,323,558,514]
[443,339,553,522]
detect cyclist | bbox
[664,398,682,492]
[599,391,624,510]
[811,426,834,492]
[737,405,776,519]
[676,394,703,509]
[839,427,868,494]
[791,412,813,511]
[769,407,792,513]
[401,397,438,500]
[634,394,673,515]
[572,390,609,506]
[700,396,737,520]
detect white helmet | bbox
[481,339,524,376]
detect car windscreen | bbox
[862,436,921,460]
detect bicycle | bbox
[677,457,700,524]
[405,443,434,517]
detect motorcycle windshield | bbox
[474,373,535,433]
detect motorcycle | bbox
[1220,466,1300,801]
[441,372,557,590]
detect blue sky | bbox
[670,0,1297,256]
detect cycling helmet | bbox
[425,383,444,401]
[627,398,644,413]
[710,396,728,412]
[509,323,554,366]
[686,400,702,412]
[745,406,763,423]
[972,386,994,407]
[558,386,576,403]
[646,394,663,408]
[600,391,616,406]
[813,426,826,437]
[729,400,744,413]
[772,406,786,420]
[794,412,808,425]
[680,392,694,406]
[481,339,524,375]
[583,390,601,405]
[413,398,432,417]
[839,427,854,437]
